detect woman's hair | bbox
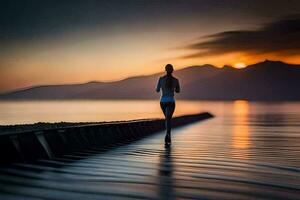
[165,64,174,89]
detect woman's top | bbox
[156,75,180,102]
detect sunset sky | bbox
[1,0,300,93]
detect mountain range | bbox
[1,60,300,101]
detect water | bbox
[0,100,211,125]
[0,100,299,199]
[1,100,298,125]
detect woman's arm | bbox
[156,77,161,92]
[175,79,180,93]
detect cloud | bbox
[182,15,300,58]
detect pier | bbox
[0,113,213,165]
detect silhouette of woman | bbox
[156,64,180,145]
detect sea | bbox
[0,100,299,199]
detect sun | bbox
[234,62,247,69]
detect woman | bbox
[156,64,180,145]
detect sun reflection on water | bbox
[232,100,251,150]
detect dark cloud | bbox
[183,15,300,58]
[2,0,300,46]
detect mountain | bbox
[182,60,300,100]
[1,60,300,100]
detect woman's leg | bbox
[165,102,175,134]
[161,102,175,144]
[160,102,167,117]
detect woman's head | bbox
[165,64,174,74]
[165,64,174,89]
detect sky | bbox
[1,0,300,93]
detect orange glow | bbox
[232,100,250,149]
[234,62,246,69]
[2,37,300,93]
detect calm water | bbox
[0,100,299,199]
[1,100,300,125]
[0,100,210,125]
